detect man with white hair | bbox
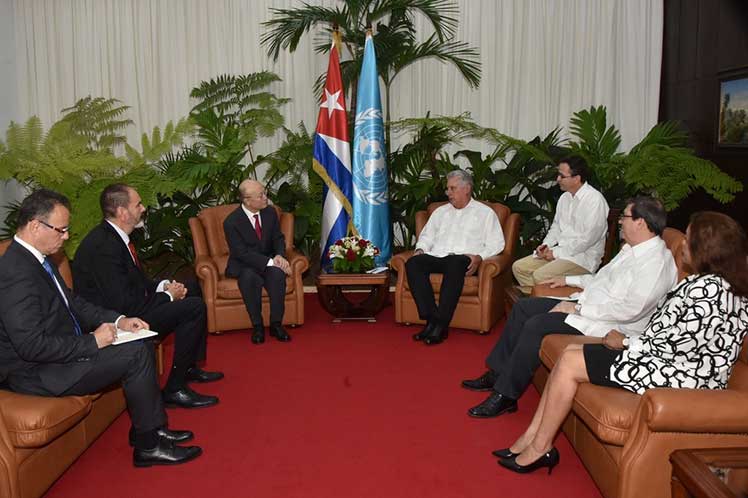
[405,170,505,345]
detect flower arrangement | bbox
[328,235,380,273]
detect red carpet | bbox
[47,295,602,498]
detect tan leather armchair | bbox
[528,228,748,498]
[189,204,310,333]
[0,239,126,498]
[391,201,521,333]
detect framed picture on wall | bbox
[718,68,748,147]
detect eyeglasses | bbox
[243,191,268,199]
[618,214,634,221]
[37,219,70,235]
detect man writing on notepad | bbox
[73,184,222,409]
[461,196,677,418]
[0,189,201,466]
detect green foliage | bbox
[568,105,742,209]
[0,99,190,257]
[60,96,133,151]
[261,0,480,147]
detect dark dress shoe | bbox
[251,326,265,344]
[163,386,219,409]
[499,447,560,475]
[467,391,517,418]
[129,427,194,446]
[461,370,497,391]
[492,447,517,459]
[424,324,448,345]
[133,439,203,467]
[185,367,224,383]
[269,323,291,342]
[413,322,435,341]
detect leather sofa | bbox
[0,240,126,498]
[189,204,310,333]
[530,228,748,498]
[391,201,521,333]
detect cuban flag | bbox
[352,32,392,265]
[313,39,355,268]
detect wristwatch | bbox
[574,303,582,314]
[622,337,630,348]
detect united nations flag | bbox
[352,31,392,266]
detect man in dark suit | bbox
[224,179,292,344]
[0,189,201,466]
[73,184,222,409]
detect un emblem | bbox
[353,108,388,206]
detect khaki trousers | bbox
[512,255,590,293]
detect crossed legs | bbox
[508,344,589,466]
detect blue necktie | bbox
[42,258,82,336]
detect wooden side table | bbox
[316,271,389,322]
[671,448,748,498]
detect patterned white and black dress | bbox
[583,274,748,394]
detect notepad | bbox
[113,328,158,345]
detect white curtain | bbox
[11,0,662,157]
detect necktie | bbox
[253,214,263,240]
[128,241,141,269]
[42,258,82,336]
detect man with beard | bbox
[73,184,222,409]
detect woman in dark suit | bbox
[497,211,748,474]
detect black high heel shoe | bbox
[498,447,560,475]
[491,447,517,459]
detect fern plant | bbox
[0,105,190,257]
[568,105,742,209]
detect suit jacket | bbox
[0,241,119,394]
[224,205,285,278]
[72,221,170,316]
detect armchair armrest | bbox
[286,248,310,273]
[478,254,503,280]
[531,283,583,298]
[641,388,748,433]
[194,256,219,299]
[390,250,414,273]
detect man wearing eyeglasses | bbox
[511,156,609,294]
[224,179,292,345]
[73,184,222,410]
[462,196,677,419]
[0,189,202,466]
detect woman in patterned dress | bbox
[497,211,748,474]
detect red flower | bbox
[357,239,369,248]
[346,248,357,261]
[335,239,344,246]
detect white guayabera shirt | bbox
[565,236,678,338]
[415,199,505,260]
[542,182,609,273]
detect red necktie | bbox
[128,241,142,269]
[253,214,263,240]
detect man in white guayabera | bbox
[405,170,505,346]
[512,156,609,294]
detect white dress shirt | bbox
[542,182,609,272]
[415,199,505,260]
[240,204,275,267]
[564,235,678,338]
[105,220,173,300]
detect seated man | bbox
[512,156,609,294]
[73,184,222,409]
[224,179,292,345]
[462,196,677,417]
[406,169,505,345]
[0,189,200,466]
